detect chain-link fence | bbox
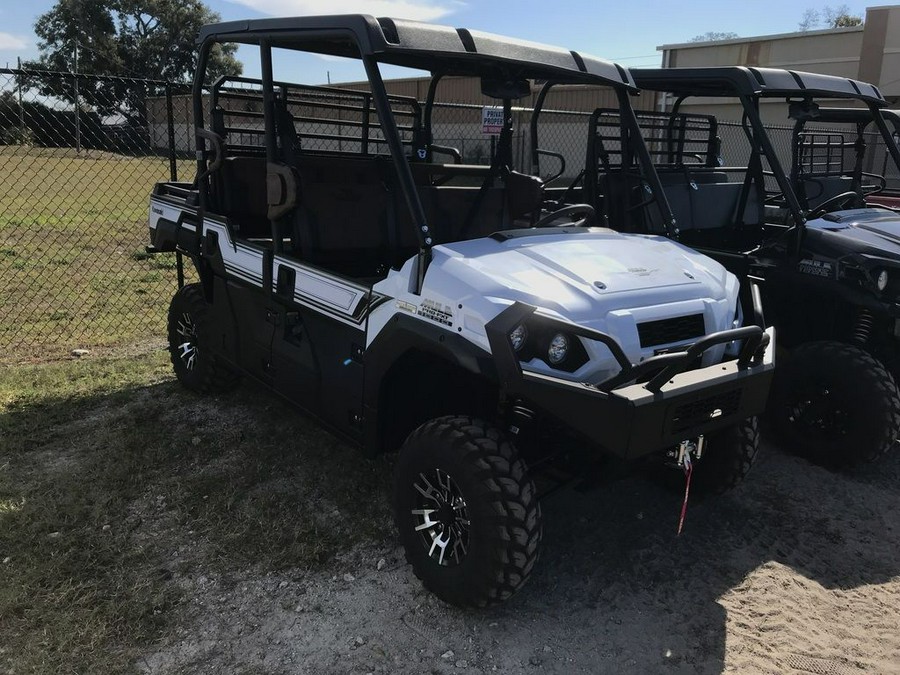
[0,69,200,363]
[0,75,652,363]
[3,67,899,364]
[430,102,602,183]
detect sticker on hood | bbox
[798,258,834,278]
[417,299,454,327]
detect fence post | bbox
[73,43,81,153]
[16,58,24,134]
[165,82,178,181]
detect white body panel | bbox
[370,228,740,383]
[150,197,742,383]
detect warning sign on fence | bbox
[482,107,504,134]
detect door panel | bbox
[225,279,276,383]
[270,260,368,439]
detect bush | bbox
[1,125,35,146]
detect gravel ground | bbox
[136,437,900,675]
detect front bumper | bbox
[485,297,775,460]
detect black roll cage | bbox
[629,67,900,245]
[190,14,640,293]
[788,107,900,189]
[529,82,679,239]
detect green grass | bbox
[0,147,194,364]
[0,352,393,673]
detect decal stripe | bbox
[152,199,393,327]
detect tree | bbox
[798,8,820,31]
[798,4,863,30]
[690,31,739,43]
[824,5,863,27]
[22,0,241,121]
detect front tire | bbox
[690,417,759,495]
[167,283,239,394]
[653,417,760,496]
[769,341,900,467]
[393,416,542,608]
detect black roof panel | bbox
[632,66,885,105]
[197,14,635,90]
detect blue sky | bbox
[0,0,875,83]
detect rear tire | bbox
[167,283,239,394]
[393,416,542,608]
[769,341,900,467]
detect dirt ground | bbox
[135,406,900,674]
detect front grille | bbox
[637,314,705,348]
[670,388,742,433]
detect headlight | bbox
[509,324,528,351]
[877,269,889,292]
[547,333,569,365]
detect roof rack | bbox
[198,14,636,91]
[632,66,885,105]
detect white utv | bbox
[146,15,774,607]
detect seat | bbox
[211,156,271,239]
[290,155,392,276]
[648,170,760,233]
[802,176,854,210]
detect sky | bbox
[0,0,877,83]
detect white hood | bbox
[431,229,735,322]
[370,228,741,380]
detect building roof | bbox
[197,14,636,91]
[632,66,885,104]
[657,25,864,51]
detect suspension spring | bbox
[852,308,875,344]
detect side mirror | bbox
[789,100,820,121]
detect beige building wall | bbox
[656,4,900,126]
[344,75,656,112]
[860,5,900,96]
[663,26,865,78]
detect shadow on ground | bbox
[132,380,900,675]
[0,374,393,674]
[5,362,898,674]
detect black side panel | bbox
[269,306,366,440]
[207,275,243,368]
[225,280,276,383]
[197,229,365,443]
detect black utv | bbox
[532,66,900,467]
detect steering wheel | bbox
[806,191,864,220]
[533,203,597,228]
[861,172,887,197]
[765,192,787,207]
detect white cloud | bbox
[227,0,461,22]
[0,32,28,50]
